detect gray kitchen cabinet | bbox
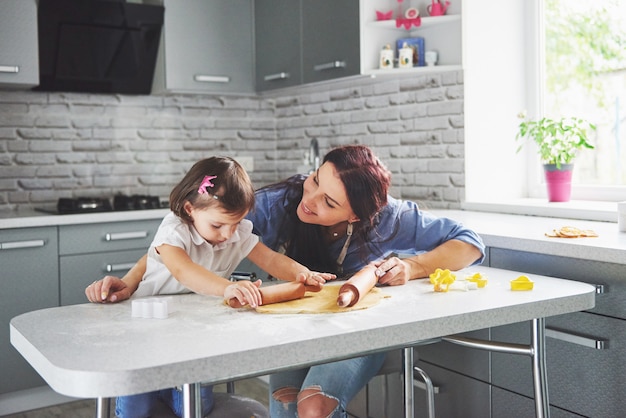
[255,0,360,91]
[354,361,491,418]
[492,312,625,418]
[492,387,580,418]
[489,248,626,418]
[0,227,58,394]
[301,0,360,84]
[151,0,254,95]
[254,0,301,91]
[364,246,625,418]
[59,220,160,305]
[0,0,39,88]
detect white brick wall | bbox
[0,71,465,212]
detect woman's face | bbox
[297,162,358,226]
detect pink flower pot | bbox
[544,164,573,202]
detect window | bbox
[540,0,626,200]
[464,0,626,213]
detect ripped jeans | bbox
[269,353,385,418]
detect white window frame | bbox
[462,0,624,221]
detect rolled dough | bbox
[255,283,390,314]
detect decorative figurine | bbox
[380,44,394,69]
[427,0,450,16]
[399,42,414,68]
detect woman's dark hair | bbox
[262,145,391,276]
[170,157,255,224]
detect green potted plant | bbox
[516,112,596,202]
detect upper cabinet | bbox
[255,0,360,91]
[255,0,301,91]
[151,0,255,95]
[360,0,462,76]
[301,0,360,84]
[256,0,461,92]
[0,0,38,89]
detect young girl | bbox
[115,156,335,418]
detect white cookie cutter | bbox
[131,297,173,319]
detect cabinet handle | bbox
[105,263,137,273]
[264,72,290,81]
[193,75,230,83]
[104,231,148,241]
[545,327,607,350]
[313,61,346,71]
[0,65,19,73]
[1,239,45,250]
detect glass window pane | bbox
[543,0,626,187]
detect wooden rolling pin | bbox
[337,264,378,308]
[227,281,306,308]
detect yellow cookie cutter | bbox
[429,268,456,292]
[511,275,534,291]
[465,272,488,288]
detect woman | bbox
[86,145,485,418]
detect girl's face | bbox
[297,162,358,226]
[184,202,246,245]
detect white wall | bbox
[464,0,531,202]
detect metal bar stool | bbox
[95,381,268,418]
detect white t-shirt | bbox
[134,212,259,298]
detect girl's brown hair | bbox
[169,157,255,224]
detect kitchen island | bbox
[1,209,624,416]
[11,266,594,418]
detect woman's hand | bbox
[85,276,133,303]
[374,256,412,286]
[296,271,336,292]
[224,279,263,308]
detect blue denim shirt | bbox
[247,179,485,276]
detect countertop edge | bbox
[2,209,625,265]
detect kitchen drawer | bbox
[1,227,58,394]
[489,248,626,320]
[379,361,491,418]
[60,249,148,305]
[59,220,160,255]
[492,387,581,418]
[414,328,491,382]
[492,312,626,418]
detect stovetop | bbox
[35,194,168,215]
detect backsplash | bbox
[0,71,465,212]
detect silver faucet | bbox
[309,138,320,171]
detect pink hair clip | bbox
[198,175,217,195]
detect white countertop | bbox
[429,210,626,265]
[2,208,625,265]
[10,266,595,399]
[0,208,170,229]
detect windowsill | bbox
[462,199,619,223]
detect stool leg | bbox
[226,381,235,394]
[182,383,202,418]
[531,317,550,418]
[414,365,436,418]
[403,347,414,418]
[95,397,110,418]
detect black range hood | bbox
[34,0,164,95]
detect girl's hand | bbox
[85,276,132,303]
[296,271,336,292]
[224,279,262,308]
[374,256,411,286]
